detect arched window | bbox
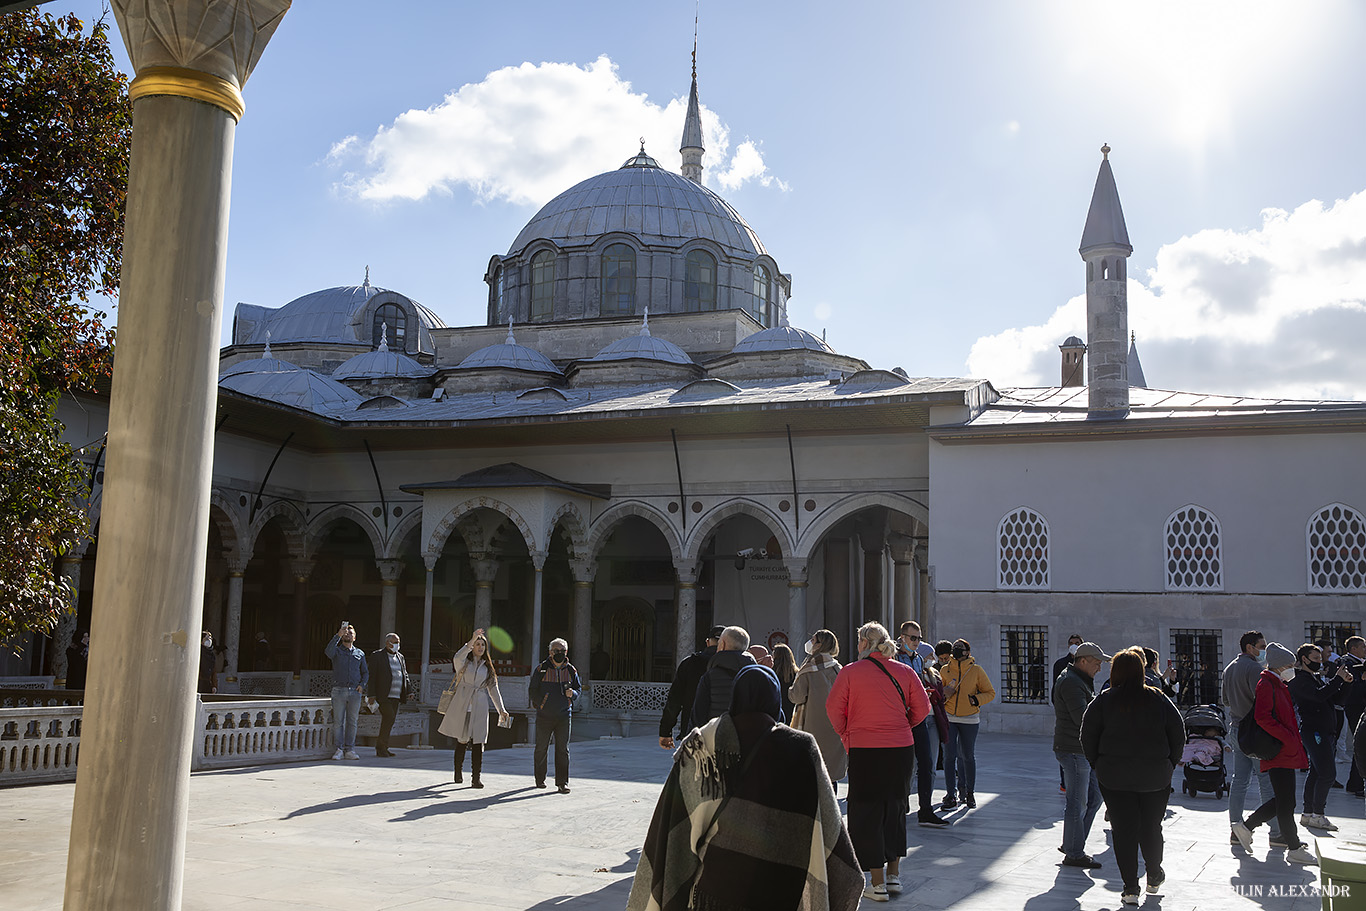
[600,244,636,316]
[372,303,405,349]
[1307,503,1366,592]
[1165,505,1223,591]
[684,249,717,312]
[489,266,506,326]
[997,507,1049,590]
[530,251,555,322]
[751,264,772,327]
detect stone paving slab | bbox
[2,734,1362,909]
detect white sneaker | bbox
[332,748,344,760]
[343,750,361,760]
[1300,812,1317,828]
[1316,815,1339,831]
[1287,846,1319,865]
[862,883,889,902]
[1231,822,1253,850]
[884,874,902,895]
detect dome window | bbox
[684,249,717,312]
[530,250,556,322]
[751,264,772,327]
[372,303,405,350]
[601,244,636,316]
[489,266,507,326]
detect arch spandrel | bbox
[548,501,590,560]
[382,506,425,560]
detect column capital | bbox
[423,553,439,572]
[887,533,915,565]
[569,558,598,585]
[289,559,314,582]
[375,558,405,584]
[225,552,249,575]
[531,550,547,572]
[470,555,499,584]
[783,558,809,584]
[674,560,699,587]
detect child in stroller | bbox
[1179,704,1229,798]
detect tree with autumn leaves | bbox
[0,9,130,644]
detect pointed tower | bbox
[1079,144,1132,417]
[1127,331,1147,388]
[680,40,705,185]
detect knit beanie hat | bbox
[1263,642,1296,671]
[730,663,785,723]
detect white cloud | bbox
[967,190,1366,400]
[328,56,782,207]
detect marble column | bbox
[203,558,225,638]
[223,556,246,676]
[289,560,313,672]
[674,563,699,670]
[529,552,546,666]
[784,559,809,645]
[888,535,915,633]
[64,5,291,909]
[471,555,498,632]
[861,538,885,629]
[53,554,85,685]
[376,558,404,638]
[570,560,596,680]
[420,554,436,705]
[914,545,930,632]
[823,537,850,649]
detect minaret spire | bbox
[680,9,705,185]
[1080,144,1132,417]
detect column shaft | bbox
[529,566,545,666]
[420,564,434,704]
[224,571,244,675]
[572,581,593,680]
[674,572,697,671]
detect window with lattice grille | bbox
[1170,629,1221,707]
[1164,505,1223,591]
[1304,621,1361,656]
[1307,503,1366,592]
[997,507,1050,590]
[1000,626,1049,704]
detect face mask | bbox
[804,640,816,656]
[1256,649,1267,665]
[1068,643,1080,655]
[203,637,212,649]
[552,650,566,663]
[953,648,968,661]
[1279,667,1297,682]
[388,642,400,652]
[1307,660,1323,673]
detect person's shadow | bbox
[389,784,547,822]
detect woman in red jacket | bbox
[1231,642,1317,865]
[826,622,930,902]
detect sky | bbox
[69,0,1366,400]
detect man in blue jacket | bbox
[325,621,369,760]
[530,637,581,793]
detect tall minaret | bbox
[1079,144,1132,417]
[680,36,705,185]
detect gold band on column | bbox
[129,66,245,122]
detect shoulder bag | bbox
[865,656,914,727]
[1237,692,1283,762]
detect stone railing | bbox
[589,681,670,713]
[0,705,82,785]
[233,670,341,697]
[0,676,56,690]
[0,688,84,709]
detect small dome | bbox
[220,368,362,410]
[1061,336,1085,348]
[456,325,561,374]
[219,355,300,379]
[233,278,446,350]
[332,334,432,379]
[620,145,660,169]
[732,324,834,355]
[590,312,693,366]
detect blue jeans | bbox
[1056,751,1102,858]
[1303,728,1337,815]
[331,686,362,750]
[1228,720,1280,837]
[944,721,979,798]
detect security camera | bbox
[737,548,757,559]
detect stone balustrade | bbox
[0,676,56,690]
[0,705,82,784]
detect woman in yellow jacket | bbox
[939,638,996,810]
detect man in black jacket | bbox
[367,633,412,757]
[659,625,725,749]
[691,626,756,727]
[1341,637,1366,795]
[529,637,581,793]
[1054,642,1108,868]
[1287,643,1352,829]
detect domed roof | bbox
[1061,335,1085,348]
[234,278,446,348]
[732,323,834,355]
[590,312,693,365]
[219,353,299,379]
[508,152,767,258]
[219,367,362,410]
[332,331,432,379]
[456,325,562,374]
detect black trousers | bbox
[535,714,571,786]
[1099,785,1168,892]
[847,745,911,871]
[909,719,934,813]
[1347,707,1364,792]
[376,697,400,752]
[1246,766,1304,849]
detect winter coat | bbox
[437,645,508,745]
[367,648,412,702]
[659,645,715,738]
[691,649,756,727]
[789,653,847,781]
[1221,652,1264,720]
[941,657,996,718]
[1286,666,1346,738]
[529,658,581,717]
[826,653,930,751]
[1080,685,1184,792]
[1254,670,1309,772]
[1052,664,1096,754]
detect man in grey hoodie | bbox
[1222,630,1283,845]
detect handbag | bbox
[437,663,467,715]
[866,655,916,727]
[1238,703,1283,762]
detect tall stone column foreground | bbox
[64,5,291,910]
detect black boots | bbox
[453,741,466,783]
[471,743,484,788]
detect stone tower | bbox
[680,47,705,185]
[1079,144,1132,416]
[1059,336,1086,387]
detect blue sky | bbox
[73,0,1366,398]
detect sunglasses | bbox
[906,635,922,642]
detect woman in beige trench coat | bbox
[788,629,848,788]
[438,628,509,788]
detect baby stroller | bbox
[1180,704,1229,798]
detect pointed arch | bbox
[586,500,683,565]
[795,491,929,561]
[383,506,424,560]
[246,500,308,558]
[684,499,795,565]
[426,496,539,560]
[307,504,385,561]
[208,489,247,559]
[548,502,590,560]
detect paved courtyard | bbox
[1,732,1358,910]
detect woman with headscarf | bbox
[627,664,863,911]
[789,630,847,790]
[826,622,930,903]
[1080,647,1185,905]
[437,628,510,788]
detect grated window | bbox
[1000,626,1049,704]
[997,507,1050,590]
[1304,621,1362,656]
[1307,503,1366,593]
[1169,629,1221,707]
[1164,505,1223,591]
